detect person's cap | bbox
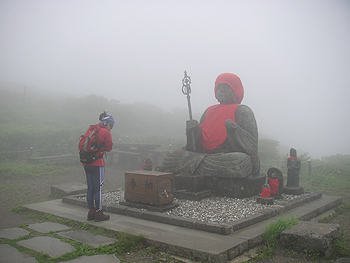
[100,113,115,128]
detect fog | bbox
[1,0,349,159]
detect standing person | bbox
[82,112,114,222]
[286,148,301,187]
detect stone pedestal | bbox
[281,221,340,257]
[256,197,274,205]
[283,186,304,195]
[173,173,266,199]
[174,174,204,192]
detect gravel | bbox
[102,189,310,224]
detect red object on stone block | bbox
[125,170,173,206]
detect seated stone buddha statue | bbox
[159,73,262,197]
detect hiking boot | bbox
[87,208,96,220]
[95,210,110,222]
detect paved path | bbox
[0,222,120,263]
[9,194,340,263]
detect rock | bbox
[51,182,87,197]
[280,221,340,257]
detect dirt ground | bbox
[0,162,349,263]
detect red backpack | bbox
[78,124,103,153]
[78,124,105,164]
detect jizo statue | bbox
[160,73,260,179]
[286,148,301,187]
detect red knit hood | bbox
[214,73,244,104]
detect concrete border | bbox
[62,192,329,235]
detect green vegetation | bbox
[253,217,299,259]
[262,217,299,249]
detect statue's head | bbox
[214,73,244,104]
[290,148,297,157]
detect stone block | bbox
[205,174,266,198]
[173,174,204,192]
[283,186,304,195]
[51,182,87,197]
[280,221,340,257]
[173,189,212,201]
[256,197,274,205]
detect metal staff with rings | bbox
[182,71,196,151]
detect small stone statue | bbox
[286,148,301,187]
[267,167,284,197]
[260,183,271,198]
[142,157,153,171]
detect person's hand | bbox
[225,119,237,131]
[186,120,199,131]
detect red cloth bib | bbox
[200,104,238,150]
[268,178,280,195]
[260,188,271,198]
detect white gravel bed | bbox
[100,189,309,224]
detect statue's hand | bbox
[186,120,199,132]
[225,119,237,131]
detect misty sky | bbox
[1,0,350,159]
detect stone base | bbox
[174,173,266,199]
[283,186,304,195]
[174,190,212,201]
[256,197,274,205]
[174,174,204,192]
[51,182,87,197]
[281,221,340,257]
[119,201,179,212]
[205,174,266,198]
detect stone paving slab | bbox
[28,221,72,233]
[58,230,118,248]
[17,236,76,258]
[0,227,30,239]
[0,244,38,263]
[58,254,121,262]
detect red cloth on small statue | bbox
[260,187,271,198]
[268,178,280,195]
[288,156,298,159]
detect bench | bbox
[29,154,73,162]
[108,150,142,169]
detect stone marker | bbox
[280,221,340,257]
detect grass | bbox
[262,217,299,249]
[0,161,73,177]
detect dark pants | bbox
[84,166,105,211]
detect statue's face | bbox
[216,83,235,104]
